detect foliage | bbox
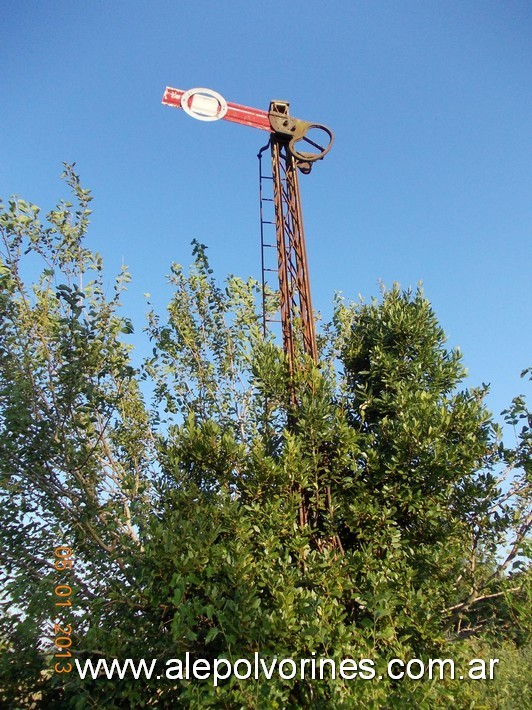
[0,169,530,707]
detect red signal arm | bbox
[162,86,272,132]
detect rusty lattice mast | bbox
[162,87,333,382]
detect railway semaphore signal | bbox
[162,86,333,384]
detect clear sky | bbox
[1,0,530,429]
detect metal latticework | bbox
[271,137,318,372]
[259,136,318,386]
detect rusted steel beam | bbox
[270,135,318,381]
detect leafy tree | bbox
[0,168,530,707]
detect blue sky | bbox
[1,0,530,428]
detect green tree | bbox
[0,169,529,707]
[0,167,154,705]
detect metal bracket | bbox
[268,101,334,168]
